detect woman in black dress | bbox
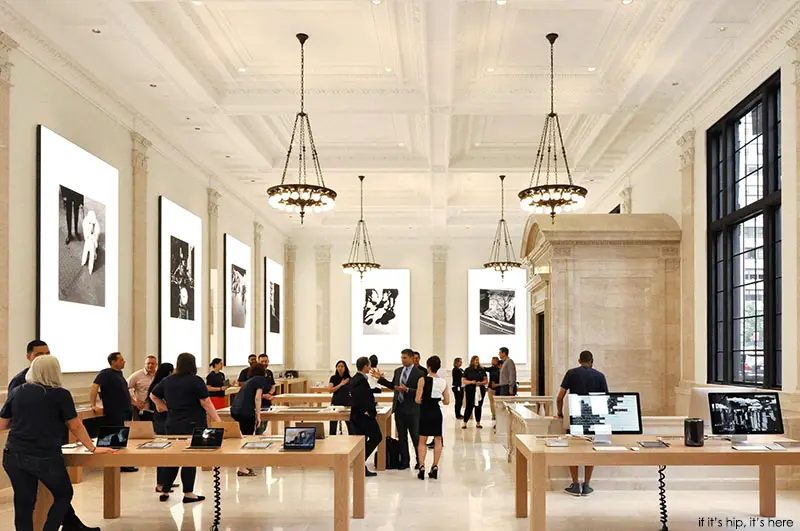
[451,357,464,419]
[205,358,228,410]
[415,355,450,480]
[327,360,352,435]
[147,362,173,497]
[150,353,221,503]
[462,355,488,429]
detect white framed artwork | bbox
[351,269,410,363]
[37,125,119,373]
[159,197,202,366]
[224,234,252,366]
[468,268,529,365]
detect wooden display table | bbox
[513,434,800,531]
[274,377,309,394]
[218,405,393,471]
[36,436,366,531]
[68,406,104,484]
[272,393,394,407]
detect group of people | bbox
[449,347,517,429]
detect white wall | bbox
[8,53,133,389]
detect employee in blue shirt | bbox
[556,350,609,497]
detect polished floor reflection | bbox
[1,415,799,530]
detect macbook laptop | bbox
[185,427,224,451]
[125,421,155,439]
[296,422,326,439]
[282,426,316,451]
[96,426,130,449]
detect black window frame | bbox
[706,71,781,389]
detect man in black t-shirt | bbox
[91,352,137,472]
[258,354,277,409]
[237,354,258,385]
[556,350,609,497]
[8,340,51,394]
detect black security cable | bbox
[657,465,668,531]
[210,466,222,531]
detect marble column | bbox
[253,222,264,354]
[131,132,151,366]
[315,245,331,369]
[0,32,16,390]
[207,188,221,362]
[284,242,297,368]
[432,245,447,359]
[677,129,696,386]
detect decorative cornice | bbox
[207,188,221,218]
[526,273,551,294]
[677,129,696,170]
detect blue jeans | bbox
[3,449,74,531]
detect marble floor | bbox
[2,416,799,531]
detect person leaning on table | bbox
[0,355,114,531]
[150,352,221,504]
[230,364,273,477]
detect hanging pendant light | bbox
[267,33,336,224]
[343,175,380,279]
[518,33,587,223]
[484,174,521,279]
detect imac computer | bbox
[568,393,642,445]
[708,392,783,444]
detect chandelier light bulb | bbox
[563,205,572,212]
[312,192,321,201]
[555,205,562,214]
[552,190,561,200]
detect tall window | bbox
[707,71,781,388]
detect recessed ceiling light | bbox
[496,0,508,5]
[385,67,393,73]
[91,28,102,34]
[486,67,495,73]
[671,81,680,86]
[194,127,201,131]
[238,67,247,73]
[621,0,633,4]
[225,155,231,159]
[718,26,727,32]
[250,179,256,183]
[149,83,157,88]
[587,67,597,72]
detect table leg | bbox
[271,420,278,435]
[515,446,528,518]
[103,467,121,519]
[33,481,54,530]
[302,380,309,393]
[758,464,777,517]
[68,466,83,484]
[334,457,349,531]
[377,417,387,471]
[352,445,365,518]
[530,453,546,531]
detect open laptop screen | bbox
[189,427,224,449]
[283,427,316,450]
[97,426,130,449]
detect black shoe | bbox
[159,494,169,502]
[427,442,434,449]
[62,522,100,531]
[65,235,72,245]
[456,415,463,420]
[429,466,439,480]
[397,465,409,471]
[121,467,138,473]
[417,466,425,480]
[183,495,206,504]
[365,466,377,477]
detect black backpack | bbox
[374,437,402,469]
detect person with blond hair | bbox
[0,355,114,531]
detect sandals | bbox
[417,466,425,480]
[429,466,439,480]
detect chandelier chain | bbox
[550,37,554,115]
[300,38,305,114]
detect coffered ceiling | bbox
[0,0,795,241]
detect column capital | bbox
[677,129,696,170]
[131,132,151,172]
[254,221,263,242]
[285,242,297,263]
[207,188,221,218]
[788,31,800,83]
[0,32,18,86]
[431,245,448,263]
[314,244,331,263]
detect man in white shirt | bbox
[128,355,157,421]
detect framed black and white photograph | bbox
[225,234,251,366]
[479,288,516,335]
[159,197,202,366]
[468,269,529,365]
[265,257,284,365]
[37,125,119,373]
[351,269,410,363]
[230,264,247,329]
[269,281,280,333]
[363,288,400,335]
